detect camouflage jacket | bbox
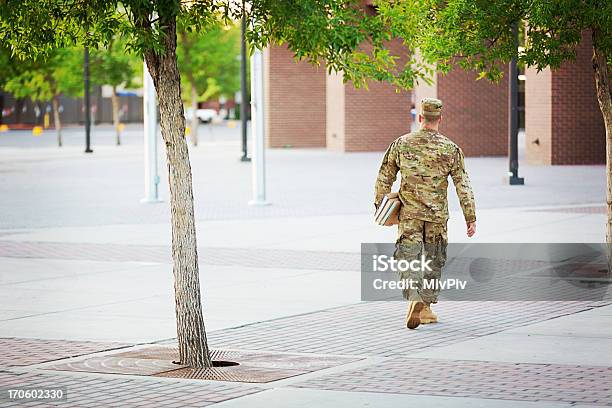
[374,128,476,224]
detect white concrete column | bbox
[141,61,162,203]
[248,47,270,206]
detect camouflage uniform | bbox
[374,98,476,303]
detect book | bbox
[374,193,395,222]
[380,199,400,226]
[375,198,392,224]
[374,192,400,226]
[374,195,389,223]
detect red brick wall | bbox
[437,67,508,156]
[340,38,412,152]
[550,32,605,164]
[343,80,412,152]
[265,45,326,148]
[265,35,605,161]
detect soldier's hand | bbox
[467,222,476,237]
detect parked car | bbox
[184,108,218,124]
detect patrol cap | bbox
[420,98,443,117]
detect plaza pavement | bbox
[0,124,610,407]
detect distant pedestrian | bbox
[374,98,477,329]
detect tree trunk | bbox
[111,86,121,146]
[52,96,62,147]
[0,92,4,125]
[15,99,23,123]
[592,28,612,272]
[144,15,212,368]
[190,83,199,146]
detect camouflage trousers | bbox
[394,219,448,304]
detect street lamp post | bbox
[240,2,250,162]
[84,46,93,153]
[508,22,524,185]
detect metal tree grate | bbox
[155,365,307,383]
[44,346,362,383]
[44,356,184,376]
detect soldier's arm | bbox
[450,147,476,223]
[374,141,399,208]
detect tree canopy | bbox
[2,47,83,103]
[90,36,142,90]
[177,21,240,104]
[3,1,609,91]
[374,0,612,83]
[0,1,407,88]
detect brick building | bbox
[263,42,413,152]
[264,44,508,156]
[263,33,605,165]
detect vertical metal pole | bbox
[508,22,524,185]
[0,91,4,125]
[240,0,250,162]
[141,61,162,203]
[248,46,269,206]
[84,46,93,153]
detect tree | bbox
[177,21,240,146]
[0,46,19,124]
[3,47,83,146]
[1,0,396,368]
[0,47,14,90]
[90,38,142,145]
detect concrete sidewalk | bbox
[0,205,605,343]
[0,127,605,229]
[3,301,611,407]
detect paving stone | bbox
[0,241,359,271]
[207,301,611,357]
[292,358,612,405]
[0,338,131,367]
[0,370,261,406]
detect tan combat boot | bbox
[420,304,438,324]
[405,301,425,329]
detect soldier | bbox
[374,97,476,329]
